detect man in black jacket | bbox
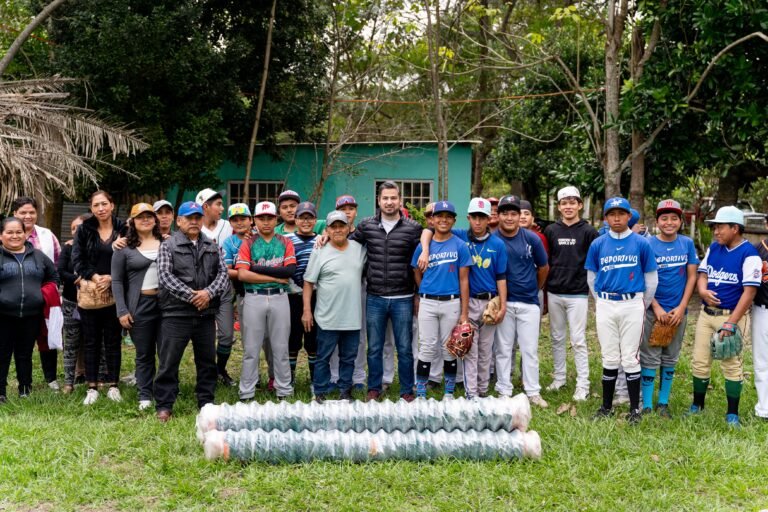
[154,201,229,422]
[543,186,598,401]
[350,181,423,401]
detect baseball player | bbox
[753,214,768,419]
[411,201,472,399]
[275,190,327,235]
[493,195,549,407]
[543,186,598,401]
[689,206,760,426]
[638,200,699,417]
[235,201,296,400]
[488,198,500,231]
[586,197,658,424]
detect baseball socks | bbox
[443,360,458,397]
[625,371,641,411]
[657,366,675,406]
[416,361,431,398]
[641,368,656,410]
[601,368,619,410]
[725,379,743,416]
[692,376,710,410]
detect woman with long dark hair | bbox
[0,217,59,402]
[111,203,163,410]
[72,191,126,405]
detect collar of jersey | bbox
[608,228,632,240]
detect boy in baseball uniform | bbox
[752,214,768,419]
[586,197,657,424]
[689,206,760,426]
[639,200,699,417]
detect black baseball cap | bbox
[497,195,521,212]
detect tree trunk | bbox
[425,0,449,200]
[0,0,69,76]
[629,130,645,217]
[472,0,491,197]
[603,0,625,198]
[44,188,63,236]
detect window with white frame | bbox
[375,180,433,210]
[228,181,285,206]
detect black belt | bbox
[420,293,459,301]
[703,306,733,316]
[471,292,497,300]
[246,288,285,296]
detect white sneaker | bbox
[83,388,99,405]
[546,380,566,392]
[138,400,152,411]
[613,394,630,406]
[48,381,60,392]
[573,387,590,402]
[443,394,454,401]
[107,387,122,402]
[529,395,549,408]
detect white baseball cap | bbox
[706,205,744,226]
[557,186,581,201]
[467,197,491,216]
[253,201,278,217]
[195,188,222,205]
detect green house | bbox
[172,141,477,228]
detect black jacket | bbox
[72,214,127,280]
[0,244,59,318]
[544,219,599,295]
[350,213,423,297]
[57,243,78,302]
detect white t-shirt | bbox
[201,219,233,245]
[381,217,398,234]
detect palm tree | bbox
[0,77,147,211]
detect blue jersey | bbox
[411,235,472,296]
[452,229,508,295]
[494,229,548,305]
[698,239,762,310]
[285,232,318,289]
[221,234,244,267]
[585,231,657,294]
[649,235,699,310]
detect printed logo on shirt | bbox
[557,238,576,246]
[428,251,458,267]
[763,261,768,283]
[706,266,739,286]
[656,254,688,269]
[599,254,638,271]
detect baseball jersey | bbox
[235,234,296,292]
[649,235,699,310]
[285,232,318,290]
[411,235,472,296]
[698,239,761,310]
[451,229,507,295]
[585,231,657,294]
[494,228,548,305]
[755,240,768,307]
[221,234,244,267]
[201,219,233,245]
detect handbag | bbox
[77,279,115,310]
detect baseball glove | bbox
[482,296,502,325]
[445,322,474,359]
[710,322,743,360]
[648,320,676,348]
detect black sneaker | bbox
[339,390,353,401]
[313,394,326,404]
[593,406,615,419]
[218,371,237,387]
[626,408,643,426]
[0,395,6,404]
[426,380,442,391]
[655,404,672,419]
[641,407,652,415]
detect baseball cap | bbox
[467,197,491,216]
[706,205,744,226]
[603,197,631,215]
[424,202,435,216]
[228,203,252,219]
[296,201,317,218]
[153,199,173,212]
[629,208,640,228]
[335,195,358,209]
[497,195,521,212]
[433,200,457,216]
[278,190,301,205]
[129,203,155,219]
[656,199,683,218]
[178,201,204,217]
[195,188,221,205]
[253,201,278,217]
[519,200,533,212]
[326,210,349,225]
[557,186,581,202]
[487,197,500,205]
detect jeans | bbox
[314,327,360,395]
[0,314,41,396]
[366,295,415,395]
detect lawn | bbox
[1,307,767,512]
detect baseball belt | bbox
[703,306,733,316]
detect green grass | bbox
[2,309,768,511]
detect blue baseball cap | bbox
[335,195,358,209]
[178,201,204,217]
[706,205,744,226]
[432,200,457,216]
[603,197,631,215]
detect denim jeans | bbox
[366,295,415,395]
[314,327,360,395]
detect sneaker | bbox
[685,404,703,416]
[83,388,99,405]
[529,395,549,408]
[107,386,122,402]
[572,387,589,402]
[120,373,137,386]
[138,400,152,411]
[626,408,643,425]
[612,394,630,406]
[218,371,236,387]
[641,407,652,415]
[366,390,381,402]
[546,379,566,392]
[593,406,615,419]
[156,409,172,423]
[339,390,353,401]
[48,380,60,392]
[0,395,6,404]
[62,384,74,395]
[313,394,326,404]
[426,380,442,391]
[726,413,741,428]
[656,404,672,419]
[267,378,275,392]
[443,393,455,401]
[478,391,489,398]
[74,375,86,385]
[401,393,415,403]
[382,382,391,393]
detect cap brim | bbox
[656,208,683,217]
[498,205,520,212]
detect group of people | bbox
[0,181,766,427]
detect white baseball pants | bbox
[547,293,590,390]
[495,301,541,397]
[595,295,645,374]
[753,304,768,418]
